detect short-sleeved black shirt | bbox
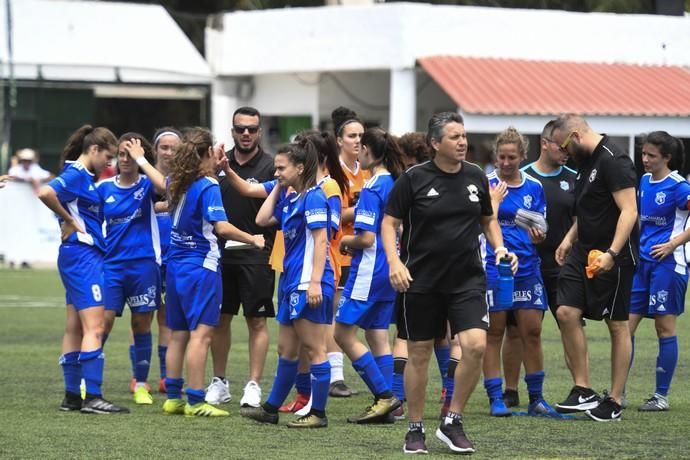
[219,148,276,265]
[573,136,639,265]
[385,160,493,294]
[522,163,577,273]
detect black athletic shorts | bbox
[396,289,489,341]
[338,266,350,290]
[221,264,275,317]
[557,248,633,321]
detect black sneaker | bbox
[503,389,520,408]
[239,405,279,424]
[329,380,353,397]
[436,417,475,454]
[80,397,130,414]
[585,396,622,422]
[403,430,428,454]
[59,392,82,411]
[555,386,600,413]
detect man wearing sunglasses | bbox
[206,106,277,410]
[551,114,638,422]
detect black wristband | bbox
[606,248,619,259]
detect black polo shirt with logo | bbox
[573,136,639,265]
[385,160,493,294]
[522,163,577,273]
[219,148,276,265]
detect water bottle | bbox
[496,257,514,309]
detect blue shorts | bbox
[58,244,104,311]
[165,261,222,331]
[336,296,394,329]
[487,274,548,313]
[631,259,687,317]
[104,259,160,316]
[276,290,333,326]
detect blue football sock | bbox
[266,358,299,408]
[446,358,459,402]
[186,388,205,405]
[129,345,136,377]
[353,352,388,397]
[133,332,153,383]
[310,361,331,412]
[484,377,503,400]
[525,371,545,403]
[295,372,311,397]
[59,351,81,395]
[434,345,450,386]
[158,345,167,379]
[374,354,394,391]
[393,357,407,401]
[656,336,678,396]
[79,348,104,397]
[165,377,184,399]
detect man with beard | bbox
[551,114,639,422]
[206,107,276,409]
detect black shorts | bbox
[221,264,275,317]
[338,266,350,290]
[557,249,633,322]
[396,289,489,341]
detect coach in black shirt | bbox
[206,106,276,408]
[382,112,516,455]
[551,115,638,422]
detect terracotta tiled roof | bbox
[419,56,690,117]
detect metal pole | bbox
[1,0,15,174]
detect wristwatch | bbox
[606,248,619,260]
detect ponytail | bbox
[361,127,405,179]
[168,127,213,208]
[61,124,117,168]
[294,130,349,196]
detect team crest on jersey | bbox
[589,169,597,183]
[134,188,145,200]
[523,195,532,209]
[467,184,479,202]
[560,181,569,191]
[290,292,300,307]
[655,192,666,205]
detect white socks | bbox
[328,352,344,383]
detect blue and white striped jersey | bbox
[275,186,335,297]
[97,174,160,265]
[486,171,546,279]
[167,176,228,271]
[639,171,690,271]
[343,172,395,302]
[47,161,105,251]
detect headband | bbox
[154,131,180,146]
[336,119,361,136]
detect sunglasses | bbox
[233,125,260,134]
[559,131,575,153]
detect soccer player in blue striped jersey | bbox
[630,131,690,412]
[334,127,404,423]
[98,133,167,406]
[483,127,559,418]
[151,127,181,394]
[161,128,265,418]
[38,125,129,414]
[241,141,335,428]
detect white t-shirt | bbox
[9,163,51,182]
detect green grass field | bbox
[1,268,689,459]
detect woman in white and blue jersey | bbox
[241,141,335,428]
[161,128,265,417]
[483,127,558,417]
[150,127,181,394]
[630,131,690,412]
[38,125,128,414]
[334,127,405,423]
[97,133,166,406]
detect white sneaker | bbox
[240,380,262,407]
[295,393,313,416]
[205,377,231,404]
